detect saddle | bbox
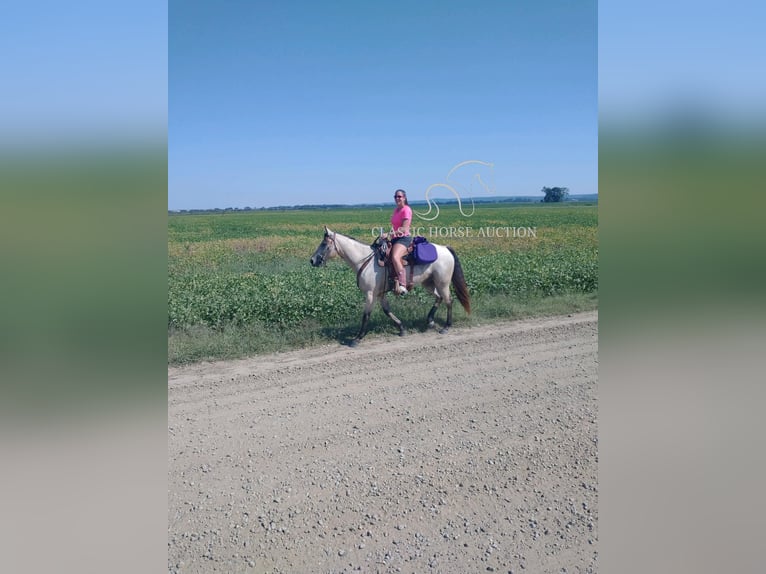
[371,236,415,293]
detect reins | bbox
[355,253,375,287]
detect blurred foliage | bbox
[600,128,766,324]
[0,144,168,416]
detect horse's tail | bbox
[447,246,471,314]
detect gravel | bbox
[168,312,598,573]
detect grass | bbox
[168,292,598,365]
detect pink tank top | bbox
[390,205,412,235]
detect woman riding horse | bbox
[389,189,412,295]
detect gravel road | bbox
[168,311,598,573]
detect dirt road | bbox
[168,312,598,573]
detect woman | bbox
[388,189,413,295]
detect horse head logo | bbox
[414,160,496,221]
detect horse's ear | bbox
[324,225,329,235]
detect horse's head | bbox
[310,226,338,267]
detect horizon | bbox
[168,192,598,213]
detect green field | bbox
[168,202,598,363]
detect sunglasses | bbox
[394,195,404,199]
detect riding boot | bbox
[395,269,407,295]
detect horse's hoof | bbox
[427,321,435,329]
[438,327,450,335]
[349,339,359,347]
[399,329,407,337]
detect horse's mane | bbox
[334,231,371,247]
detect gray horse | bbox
[310,226,471,346]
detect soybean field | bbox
[168,202,597,363]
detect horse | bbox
[310,226,471,346]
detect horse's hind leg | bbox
[427,296,442,330]
[380,295,406,336]
[441,299,453,334]
[422,279,442,330]
[434,280,453,335]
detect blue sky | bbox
[169,0,596,210]
[599,0,765,126]
[1,0,166,144]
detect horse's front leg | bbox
[380,295,406,337]
[350,292,375,346]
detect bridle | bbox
[316,231,376,286]
[313,231,337,266]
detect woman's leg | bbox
[391,243,405,274]
[391,242,407,293]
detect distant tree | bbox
[541,186,569,203]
